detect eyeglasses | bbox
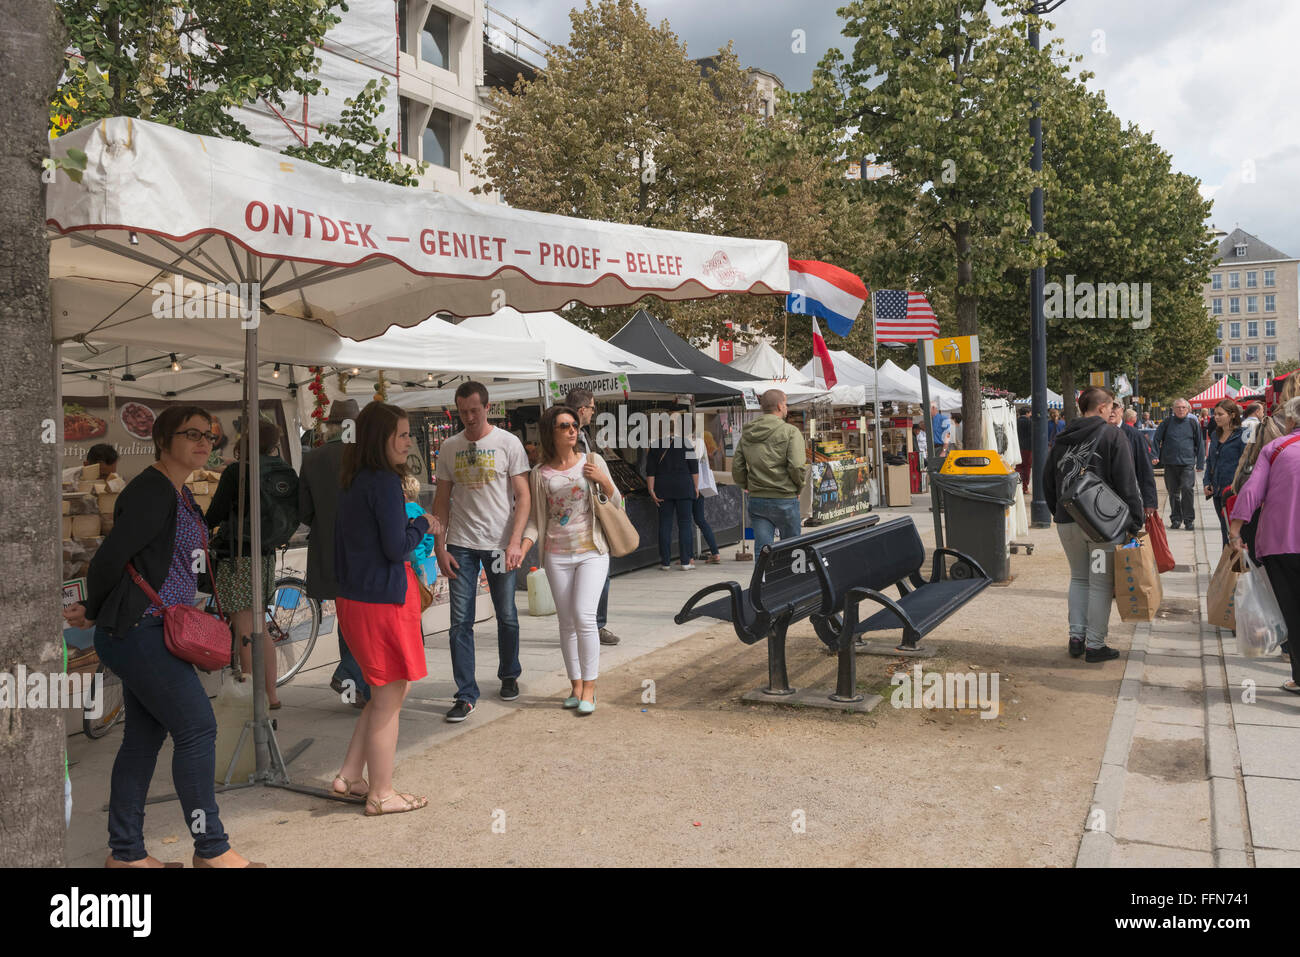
[555,421,579,432]
[174,429,217,444]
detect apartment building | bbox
[1202,228,1300,392]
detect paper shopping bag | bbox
[1207,546,1243,631]
[1114,533,1163,622]
[1144,512,1176,574]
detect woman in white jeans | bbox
[521,405,622,714]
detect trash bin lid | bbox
[932,469,1019,505]
[939,449,1014,475]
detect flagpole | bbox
[916,336,944,552]
[872,295,884,506]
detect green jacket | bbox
[731,414,808,499]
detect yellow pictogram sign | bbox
[923,335,979,366]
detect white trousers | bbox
[544,550,610,681]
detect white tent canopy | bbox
[729,340,811,384]
[796,351,920,404]
[904,364,963,412]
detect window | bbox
[1248,295,1258,313]
[1212,298,1223,315]
[400,97,414,156]
[1211,273,1223,290]
[1229,272,1240,288]
[422,8,451,70]
[1235,244,1247,257]
[1246,271,1257,288]
[1213,347,1224,363]
[1216,323,1223,340]
[1249,371,1260,388]
[1265,269,1276,286]
[1245,346,1258,363]
[1266,345,1277,363]
[1229,298,1240,314]
[423,109,453,168]
[398,0,408,52]
[1265,295,1276,313]
[1230,321,1241,338]
[1230,346,1241,363]
[1266,320,1277,337]
[1248,321,1259,338]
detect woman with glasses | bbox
[521,406,622,714]
[63,406,263,867]
[205,418,293,709]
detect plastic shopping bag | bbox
[1234,553,1288,658]
[1144,512,1176,574]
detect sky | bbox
[490,0,1300,261]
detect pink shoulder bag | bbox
[126,541,232,673]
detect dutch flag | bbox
[785,259,869,337]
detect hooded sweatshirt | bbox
[731,414,808,499]
[1042,414,1144,534]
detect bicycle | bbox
[83,660,125,739]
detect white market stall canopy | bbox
[904,364,963,412]
[48,118,791,339]
[796,351,920,405]
[729,340,812,385]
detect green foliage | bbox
[283,78,425,186]
[55,1,416,185]
[1274,358,1299,377]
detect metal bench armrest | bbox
[929,547,990,583]
[839,585,917,645]
[675,581,744,625]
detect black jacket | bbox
[1016,415,1032,452]
[1154,414,1205,468]
[298,440,346,600]
[85,466,183,637]
[1043,415,1144,534]
[1121,422,1158,511]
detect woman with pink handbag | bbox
[64,405,263,868]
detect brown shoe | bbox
[705,553,722,564]
[192,850,267,868]
[105,853,183,868]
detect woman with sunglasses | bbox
[521,406,622,714]
[63,405,262,867]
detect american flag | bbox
[873,290,939,341]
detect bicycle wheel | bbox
[266,576,320,686]
[83,663,125,739]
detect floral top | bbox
[540,460,595,554]
[145,486,207,615]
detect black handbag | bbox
[1059,440,1131,544]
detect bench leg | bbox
[762,613,795,696]
[831,600,864,703]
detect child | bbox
[402,475,437,586]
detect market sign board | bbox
[808,459,874,524]
[548,374,630,402]
[923,335,980,367]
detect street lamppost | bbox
[1027,0,1071,527]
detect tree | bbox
[792,0,1067,448]
[1274,358,1299,377]
[979,74,1216,414]
[54,0,420,185]
[471,0,863,344]
[0,0,67,867]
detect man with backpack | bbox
[1153,398,1205,530]
[299,398,369,709]
[1043,387,1144,664]
[205,417,299,709]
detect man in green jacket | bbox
[732,390,808,553]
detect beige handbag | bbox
[588,454,639,557]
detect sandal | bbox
[332,774,369,798]
[1282,681,1300,696]
[365,791,429,816]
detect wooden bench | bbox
[674,516,881,695]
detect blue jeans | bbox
[93,617,231,861]
[447,545,520,704]
[658,497,694,566]
[748,497,801,554]
[332,623,370,702]
[692,495,719,555]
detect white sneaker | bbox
[659,565,672,572]
[679,562,697,571]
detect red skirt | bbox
[335,566,427,686]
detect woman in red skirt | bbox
[332,402,440,815]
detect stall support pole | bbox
[917,342,944,553]
[871,307,884,507]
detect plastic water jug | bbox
[527,566,556,616]
[212,669,255,785]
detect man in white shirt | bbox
[434,382,531,722]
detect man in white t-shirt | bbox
[434,382,531,722]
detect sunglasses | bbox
[174,429,217,444]
[555,421,579,432]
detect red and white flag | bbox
[811,317,837,389]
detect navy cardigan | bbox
[334,469,429,604]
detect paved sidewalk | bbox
[1077,489,1296,867]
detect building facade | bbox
[1202,228,1300,392]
